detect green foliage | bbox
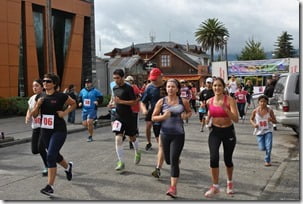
[0,97,29,117]
[273,31,296,58]
[195,18,229,63]
[238,38,266,60]
[100,95,111,107]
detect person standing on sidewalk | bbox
[31,73,77,196]
[25,79,48,176]
[140,68,165,151]
[250,95,277,167]
[111,69,141,171]
[78,78,103,142]
[204,77,239,198]
[63,84,78,124]
[152,78,192,198]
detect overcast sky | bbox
[94,0,300,58]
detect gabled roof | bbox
[148,46,202,70]
[104,41,206,56]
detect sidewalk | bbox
[0,107,111,148]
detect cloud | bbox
[94,0,299,57]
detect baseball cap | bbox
[84,78,92,83]
[206,77,213,83]
[125,75,134,82]
[148,68,162,81]
[180,79,186,83]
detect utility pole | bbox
[46,0,53,73]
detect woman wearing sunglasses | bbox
[31,73,77,196]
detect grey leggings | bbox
[208,125,236,168]
[161,133,184,177]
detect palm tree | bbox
[195,18,229,63]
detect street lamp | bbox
[223,35,228,69]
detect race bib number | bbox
[238,94,244,100]
[84,99,91,107]
[259,120,268,130]
[41,114,54,129]
[180,91,187,98]
[32,116,41,129]
[112,120,122,132]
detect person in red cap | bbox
[140,68,166,177]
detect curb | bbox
[0,120,112,148]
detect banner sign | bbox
[228,58,291,76]
[289,58,299,73]
[211,61,228,82]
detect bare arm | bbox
[181,98,192,120]
[269,109,277,124]
[250,109,258,128]
[223,96,239,123]
[114,96,136,106]
[151,99,170,122]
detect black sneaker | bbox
[151,167,161,178]
[40,184,54,196]
[65,161,73,181]
[145,143,152,151]
[42,168,48,177]
[129,141,134,149]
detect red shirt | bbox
[235,90,248,103]
[131,84,141,113]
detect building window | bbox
[32,5,45,79]
[161,55,170,67]
[52,9,74,80]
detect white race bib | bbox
[180,91,187,98]
[31,116,41,129]
[238,94,244,100]
[84,99,91,107]
[258,119,269,130]
[41,114,54,129]
[112,120,122,132]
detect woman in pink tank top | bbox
[204,77,239,198]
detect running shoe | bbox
[42,168,48,177]
[40,184,54,196]
[145,143,152,151]
[151,167,161,178]
[87,136,93,142]
[129,141,134,149]
[65,161,73,181]
[204,185,220,198]
[264,162,272,167]
[134,151,141,164]
[115,161,125,171]
[226,181,234,194]
[166,186,177,198]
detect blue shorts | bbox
[82,109,97,121]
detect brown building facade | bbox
[0,0,95,98]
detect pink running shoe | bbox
[204,185,220,198]
[226,181,234,194]
[166,186,177,198]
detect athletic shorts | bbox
[82,109,97,121]
[112,114,137,137]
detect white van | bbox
[269,73,300,135]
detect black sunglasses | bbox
[43,79,53,83]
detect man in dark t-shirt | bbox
[198,77,214,132]
[111,69,141,171]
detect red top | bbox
[131,84,141,113]
[208,95,230,118]
[235,90,248,104]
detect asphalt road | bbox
[0,110,300,201]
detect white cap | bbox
[125,76,134,82]
[206,77,213,83]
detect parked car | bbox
[269,72,300,135]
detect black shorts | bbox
[112,114,137,137]
[145,109,154,121]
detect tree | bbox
[195,18,229,63]
[237,38,266,60]
[273,31,296,58]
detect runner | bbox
[78,78,103,142]
[204,77,239,198]
[250,95,277,166]
[111,69,141,171]
[25,79,48,176]
[31,73,77,196]
[152,78,192,198]
[198,77,214,132]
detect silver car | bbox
[269,72,300,135]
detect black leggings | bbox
[31,128,48,167]
[208,125,236,168]
[161,133,184,177]
[190,99,197,113]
